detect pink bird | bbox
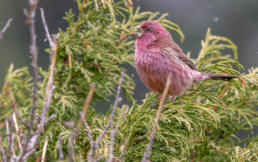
[133,21,238,102]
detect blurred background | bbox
[0,0,257,138]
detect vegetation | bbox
[0,0,258,161]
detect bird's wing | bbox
[162,43,197,71]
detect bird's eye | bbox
[146,28,151,31]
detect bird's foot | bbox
[165,96,178,104]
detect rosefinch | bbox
[133,21,238,101]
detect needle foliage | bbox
[1,0,258,161]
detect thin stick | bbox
[19,0,39,161]
[5,118,14,162]
[141,75,171,162]
[45,114,56,124]
[75,84,96,138]
[0,18,12,40]
[88,72,124,161]
[0,132,6,162]
[58,135,64,161]
[7,83,29,129]
[0,145,5,162]
[107,105,127,162]
[79,112,94,162]
[40,8,53,47]
[38,37,58,134]
[41,136,49,162]
[120,138,128,162]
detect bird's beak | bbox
[132,25,143,38]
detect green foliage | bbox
[1,0,258,162]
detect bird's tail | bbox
[204,73,239,81]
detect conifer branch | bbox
[141,75,171,162]
[0,18,12,40]
[41,136,49,162]
[40,8,53,47]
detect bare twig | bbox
[0,18,12,40]
[87,72,124,161]
[96,156,104,162]
[38,37,58,133]
[7,83,29,129]
[21,148,37,161]
[18,0,39,161]
[107,105,127,162]
[41,136,49,162]
[141,75,171,162]
[79,112,94,162]
[79,112,94,150]
[5,117,15,162]
[45,114,56,124]
[65,122,75,162]
[75,84,96,138]
[0,145,5,162]
[40,8,53,47]
[0,132,6,162]
[58,135,64,161]
[120,138,129,162]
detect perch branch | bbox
[58,135,64,161]
[41,136,49,162]
[90,72,124,161]
[107,105,127,162]
[141,75,171,162]
[0,18,12,40]
[40,8,53,47]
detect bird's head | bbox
[133,21,171,47]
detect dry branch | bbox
[75,84,96,138]
[38,37,58,134]
[40,8,53,47]
[41,136,49,162]
[0,18,12,40]
[141,75,171,162]
[107,105,127,162]
[120,138,129,162]
[87,72,124,161]
[19,0,39,161]
[58,135,64,161]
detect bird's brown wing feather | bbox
[162,42,197,71]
